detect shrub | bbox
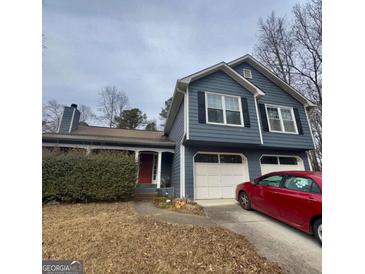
[42,149,137,203]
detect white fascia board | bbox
[164,83,186,134]
[228,55,316,107]
[180,63,265,97]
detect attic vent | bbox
[243,69,252,79]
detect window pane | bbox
[258,175,283,187]
[226,110,241,125]
[195,154,219,163]
[284,176,312,192]
[311,182,321,194]
[207,94,222,109]
[281,109,293,120]
[283,120,296,133]
[208,108,224,123]
[279,157,298,165]
[261,156,278,165]
[225,96,239,111]
[269,119,282,131]
[220,155,242,163]
[267,107,280,119]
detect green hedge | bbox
[42,149,137,203]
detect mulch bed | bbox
[43,202,282,273]
[153,197,206,216]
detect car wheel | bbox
[313,218,322,244]
[239,191,251,210]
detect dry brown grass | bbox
[43,202,282,274]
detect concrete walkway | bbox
[133,201,214,226]
[204,204,322,274]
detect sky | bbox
[43,0,303,126]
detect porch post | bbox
[156,151,162,188]
[135,150,140,184]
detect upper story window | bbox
[243,69,252,79]
[265,104,298,134]
[206,92,243,126]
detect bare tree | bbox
[79,104,97,125]
[42,100,64,133]
[98,86,129,127]
[254,0,322,170]
[255,12,296,85]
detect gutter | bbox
[42,134,176,148]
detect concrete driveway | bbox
[204,203,322,274]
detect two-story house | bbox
[43,54,315,200]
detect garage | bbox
[260,155,304,175]
[194,153,249,199]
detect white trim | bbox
[186,86,190,140]
[57,111,64,133]
[192,151,249,200]
[265,104,299,134]
[307,152,313,171]
[180,63,265,97]
[42,143,175,153]
[68,108,76,133]
[156,151,162,188]
[180,144,185,198]
[205,91,244,127]
[254,95,263,144]
[304,107,315,146]
[227,54,315,107]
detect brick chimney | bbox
[58,104,80,133]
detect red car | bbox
[235,171,322,244]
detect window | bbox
[243,69,252,79]
[266,105,298,134]
[283,176,313,192]
[261,155,299,165]
[260,156,278,165]
[257,175,283,187]
[311,182,321,194]
[220,154,242,163]
[206,92,243,126]
[195,154,219,163]
[207,94,224,123]
[279,157,298,165]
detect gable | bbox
[190,70,254,98]
[231,62,304,106]
[228,55,315,107]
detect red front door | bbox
[138,154,153,184]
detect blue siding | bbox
[168,100,185,197]
[184,145,310,199]
[231,62,314,149]
[188,71,262,144]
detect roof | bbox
[43,126,175,148]
[164,54,315,134]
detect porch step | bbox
[134,192,157,201]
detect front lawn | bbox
[43,202,281,273]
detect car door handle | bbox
[307,196,315,201]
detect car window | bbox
[283,176,313,192]
[257,175,283,188]
[311,182,321,194]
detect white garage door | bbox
[260,155,304,175]
[194,153,249,199]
